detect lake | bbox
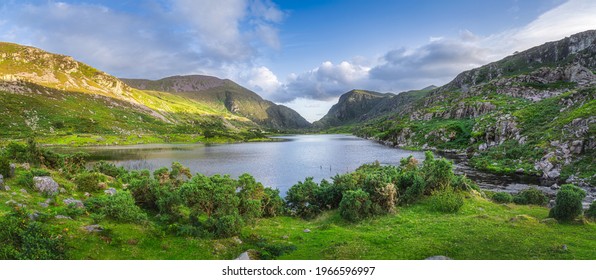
[60,134,426,194]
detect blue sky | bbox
[1,0,596,121]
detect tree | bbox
[549,184,586,222]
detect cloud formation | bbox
[0,0,284,79]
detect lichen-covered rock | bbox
[104,187,117,196]
[33,176,59,195]
[63,198,84,208]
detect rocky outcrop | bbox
[33,176,59,196]
[314,90,391,127]
[63,198,85,208]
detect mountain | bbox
[314,87,435,128]
[0,42,273,144]
[324,30,596,186]
[122,76,311,130]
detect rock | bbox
[282,235,289,239]
[425,255,452,260]
[82,224,103,233]
[546,169,561,179]
[22,163,30,171]
[104,187,117,196]
[33,176,59,195]
[540,218,558,225]
[235,251,251,260]
[55,215,72,219]
[63,198,84,208]
[561,244,568,251]
[84,192,91,198]
[29,212,40,221]
[509,214,538,223]
[547,200,556,209]
[98,182,108,189]
[9,163,15,177]
[232,236,242,245]
[20,188,28,194]
[39,202,49,208]
[515,168,525,174]
[303,229,311,233]
[2,184,10,191]
[0,174,3,188]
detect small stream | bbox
[440,152,595,208]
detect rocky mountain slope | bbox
[0,42,283,144]
[122,76,311,130]
[314,87,436,128]
[327,30,596,186]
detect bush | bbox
[85,191,147,223]
[513,187,548,206]
[585,201,596,220]
[362,174,397,214]
[74,172,103,193]
[285,177,322,219]
[492,192,513,203]
[397,170,426,205]
[262,188,285,217]
[14,170,34,189]
[428,188,464,213]
[422,152,455,191]
[206,213,244,238]
[93,161,126,178]
[237,173,265,223]
[0,207,66,259]
[0,156,10,178]
[320,174,359,209]
[451,175,480,192]
[339,189,372,222]
[549,184,586,222]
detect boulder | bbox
[33,176,59,195]
[82,224,103,233]
[20,188,28,194]
[9,163,15,177]
[55,215,72,220]
[303,229,311,233]
[63,198,84,208]
[425,256,452,260]
[0,174,3,188]
[235,251,251,260]
[104,187,117,196]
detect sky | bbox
[1,0,596,122]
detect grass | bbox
[248,197,595,260]
[2,166,593,260]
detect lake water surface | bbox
[63,134,426,194]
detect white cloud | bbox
[279,97,340,123]
[247,66,282,96]
[0,0,285,79]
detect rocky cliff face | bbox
[314,90,391,127]
[347,30,596,185]
[123,75,311,130]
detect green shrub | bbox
[428,188,464,213]
[362,174,397,214]
[492,192,513,203]
[74,172,103,193]
[585,201,596,220]
[398,170,426,205]
[549,184,586,222]
[237,173,265,223]
[93,161,126,178]
[285,177,322,219]
[57,204,86,219]
[262,188,285,217]
[339,189,373,222]
[0,156,10,178]
[207,213,244,238]
[320,174,359,209]
[85,191,147,223]
[451,175,480,192]
[0,207,66,259]
[513,187,548,206]
[14,170,34,189]
[422,151,455,191]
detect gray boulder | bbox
[82,224,103,233]
[9,163,15,177]
[33,176,59,195]
[63,198,84,208]
[104,187,117,196]
[425,255,452,260]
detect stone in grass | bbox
[104,187,117,196]
[20,188,28,194]
[63,198,85,208]
[509,214,538,223]
[234,250,258,260]
[0,174,3,188]
[303,229,311,233]
[33,176,59,195]
[425,256,453,260]
[82,224,103,233]
[55,215,72,220]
